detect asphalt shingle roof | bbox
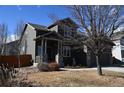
[28,23,48,31]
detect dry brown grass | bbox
[26,70,124,87]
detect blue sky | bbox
[0,5,70,35]
[1,5,124,37]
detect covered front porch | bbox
[34,31,64,67]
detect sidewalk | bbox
[102,67,124,73]
[60,67,124,73]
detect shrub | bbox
[37,62,50,71]
[48,62,60,71]
[0,64,16,86]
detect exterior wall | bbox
[21,24,36,62]
[112,40,122,61]
[20,33,27,54]
[58,24,77,37]
[90,52,112,67]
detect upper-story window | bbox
[63,25,72,37]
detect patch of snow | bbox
[114,27,124,33]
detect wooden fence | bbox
[0,55,33,68]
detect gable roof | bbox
[111,30,124,41]
[47,17,78,29]
[28,23,48,31]
[19,18,78,44]
[6,40,19,46]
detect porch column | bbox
[60,41,63,56]
[56,41,60,63]
[59,41,64,67]
[44,39,48,62]
[40,39,44,62]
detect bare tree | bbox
[49,6,124,75]
[13,21,25,68]
[48,13,60,23]
[14,21,25,40]
[68,5,124,75]
[0,24,8,55]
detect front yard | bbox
[12,67,124,87]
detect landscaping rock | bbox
[37,62,50,71]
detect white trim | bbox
[27,24,35,30]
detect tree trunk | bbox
[17,49,21,69]
[17,54,21,68]
[1,46,5,55]
[96,55,102,75]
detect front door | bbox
[47,40,58,63]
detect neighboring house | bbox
[112,28,124,62]
[4,40,19,55]
[7,18,114,67]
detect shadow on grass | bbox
[110,57,124,68]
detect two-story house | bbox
[19,18,87,67]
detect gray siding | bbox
[21,24,36,61]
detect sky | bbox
[0,5,71,35]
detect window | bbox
[121,46,124,50]
[120,37,124,45]
[122,58,124,62]
[63,26,72,37]
[62,46,71,57]
[121,47,124,62]
[121,50,124,59]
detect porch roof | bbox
[34,31,64,41]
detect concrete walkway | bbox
[61,67,124,73]
[102,67,124,73]
[60,68,96,71]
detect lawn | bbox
[23,70,124,87]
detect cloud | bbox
[7,34,16,43]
